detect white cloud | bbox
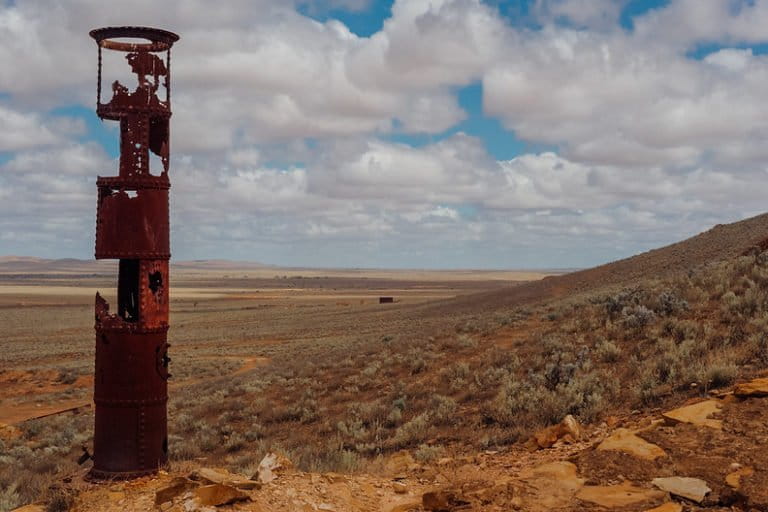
[704,48,753,71]
[1,0,768,267]
[0,105,83,151]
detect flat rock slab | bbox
[734,377,768,397]
[155,477,198,505]
[652,477,711,503]
[644,503,683,512]
[518,461,585,512]
[576,481,666,508]
[597,428,667,460]
[194,483,250,506]
[662,400,722,429]
[191,467,261,490]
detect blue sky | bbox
[2,0,768,268]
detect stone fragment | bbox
[318,504,336,511]
[662,400,722,429]
[644,503,683,512]
[10,506,46,512]
[393,482,408,494]
[191,467,261,491]
[233,480,261,490]
[734,377,768,397]
[652,477,711,503]
[155,477,199,505]
[518,462,585,511]
[192,468,230,484]
[576,481,666,508]
[193,484,250,506]
[323,472,346,484]
[255,453,292,484]
[725,467,754,489]
[527,414,582,450]
[597,428,667,460]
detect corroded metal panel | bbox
[89,26,179,480]
[95,186,170,259]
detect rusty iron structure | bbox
[88,26,179,479]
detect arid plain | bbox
[6,215,768,511]
[1,258,553,427]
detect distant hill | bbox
[440,212,768,314]
[0,257,272,275]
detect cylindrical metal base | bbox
[91,324,169,478]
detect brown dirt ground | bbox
[56,377,768,511]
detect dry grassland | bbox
[4,240,768,510]
[0,265,545,509]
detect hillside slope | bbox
[438,212,768,314]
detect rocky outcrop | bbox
[527,414,582,450]
[662,400,722,429]
[734,377,768,397]
[597,428,667,460]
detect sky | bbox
[1,0,768,269]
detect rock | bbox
[561,414,582,439]
[527,414,582,450]
[233,480,261,490]
[190,467,260,490]
[725,467,754,489]
[323,472,346,484]
[518,462,585,512]
[662,400,722,429]
[644,503,683,512]
[0,423,22,441]
[393,482,408,494]
[597,428,667,460]
[318,504,336,511]
[255,453,292,484]
[734,377,768,397]
[192,468,231,484]
[10,506,46,512]
[576,481,666,508]
[193,484,250,506]
[652,477,711,503]
[156,477,199,505]
[422,490,469,511]
[159,502,174,512]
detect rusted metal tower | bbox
[88,26,179,479]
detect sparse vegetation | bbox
[7,239,768,510]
